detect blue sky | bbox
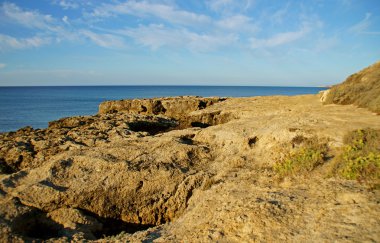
[0,0,379,86]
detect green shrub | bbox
[343,128,380,154]
[339,152,380,180]
[335,128,380,187]
[274,138,328,176]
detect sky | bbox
[0,0,379,86]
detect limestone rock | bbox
[0,93,380,242]
[0,113,178,172]
[98,96,225,119]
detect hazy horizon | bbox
[0,84,330,87]
[0,0,379,86]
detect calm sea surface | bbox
[0,86,326,132]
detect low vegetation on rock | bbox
[334,128,380,188]
[274,128,380,189]
[274,138,328,176]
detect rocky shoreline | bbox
[0,96,237,241]
[1,65,380,242]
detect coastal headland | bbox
[0,62,379,242]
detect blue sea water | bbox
[0,86,326,132]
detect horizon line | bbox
[0,84,331,88]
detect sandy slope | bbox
[324,61,380,113]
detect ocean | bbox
[0,86,326,132]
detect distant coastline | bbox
[0,84,329,88]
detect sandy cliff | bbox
[0,64,379,242]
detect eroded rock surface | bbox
[98,96,230,127]
[0,113,179,173]
[1,94,380,242]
